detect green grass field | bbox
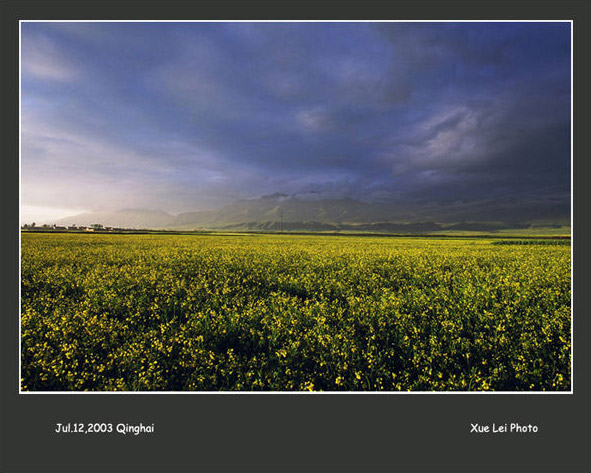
[20,232,571,391]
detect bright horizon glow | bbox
[21,205,89,226]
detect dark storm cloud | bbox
[21,22,570,221]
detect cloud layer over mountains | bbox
[22,22,571,224]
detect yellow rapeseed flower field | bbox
[20,233,571,391]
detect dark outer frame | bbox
[1,1,589,472]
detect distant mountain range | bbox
[53,196,570,233]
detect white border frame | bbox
[18,19,574,395]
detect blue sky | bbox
[21,22,571,223]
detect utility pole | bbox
[279,207,284,233]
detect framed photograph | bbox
[2,1,589,472]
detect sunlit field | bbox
[20,232,571,392]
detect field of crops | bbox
[20,232,571,391]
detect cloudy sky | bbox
[21,22,571,223]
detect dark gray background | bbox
[1,1,588,472]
